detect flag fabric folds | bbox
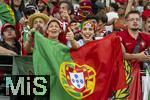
[12,56,33,75]
[0,3,16,25]
[143,67,150,100]
[33,32,126,100]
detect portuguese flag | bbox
[0,3,16,25]
[33,32,126,100]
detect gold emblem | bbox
[59,62,96,99]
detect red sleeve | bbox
[58,32,67,45]
[116,31,125,43]
[140,33,150,47]
[15,23,22,40]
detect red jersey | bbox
[117,30,150,53]
[117,30,150,100]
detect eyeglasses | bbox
[127,18,141,22]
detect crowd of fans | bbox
[0,0,150,99]
[0,0,149,55]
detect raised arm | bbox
[125,0,134,17]
[24,29,35,53]
[66,27,79,49]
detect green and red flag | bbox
[33,32,127,100]
[0,3,16,25]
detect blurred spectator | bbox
[106,3,119,22]
[24,12,50,53]
[0,23,20,55]
[19,3,38,55]
[20,3,38,28]
[70,20,81,40]
[106,3,119,32]
[23,3,38,19]
[72,2,80,21]
[113,4,127,31]
[144,2,150,10]
[143,0,150,8]
[36,0,50,15]
[59,0,73,23]
[95,0,106,15]
[50,0,60,18]
[95,14,110,39]
[91,0,98,14]
[135,0,144,14]
[58,1,74,45]
[143,15,150,35]
[142,2,150,35]
[114,0,133,31]
[79,0,93,21]
[144,16,150,35]
[10,0,25,23]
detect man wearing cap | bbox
[24,12,50,53]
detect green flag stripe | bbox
[33,32,76,100]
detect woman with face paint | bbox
[77,20,95,47]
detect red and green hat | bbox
[1,23,15,34]
[79,0,93,20]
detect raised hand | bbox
[61,10,71,22]
[27,28,36,43]
[19,17,28,27]
[66,27,75,41]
